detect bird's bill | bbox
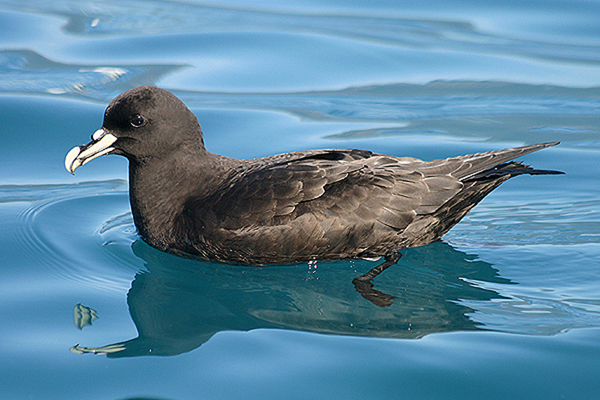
[65,128,117,174]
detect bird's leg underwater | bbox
[352,253,402,307]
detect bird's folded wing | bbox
[204,151,465,231]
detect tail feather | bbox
[427,155,563,242]
[466,161,565,181]
[454,141,561,181]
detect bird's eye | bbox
[129,114,146,128]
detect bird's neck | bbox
[127,150,238,252]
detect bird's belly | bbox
[177,217,405,265]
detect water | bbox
[1,0,599,399]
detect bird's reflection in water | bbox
[71,240,512,357]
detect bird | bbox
[65,86,562,270]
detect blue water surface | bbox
[1,1,600,399]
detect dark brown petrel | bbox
[65,86,562,276]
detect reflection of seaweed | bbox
[71,240,510,358]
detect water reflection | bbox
[73,303,98,330]
[72,240,511,357]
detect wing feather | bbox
[201,150,469,233]
[196,144,555,234]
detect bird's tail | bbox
[428,160,563,241]
[465,161,564,181]
[453,141,561,181]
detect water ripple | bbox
[0,49,183,101]
[1,49,598,148]
[3,0,599,65]
[446,198,600,247]
[5,180,141,293]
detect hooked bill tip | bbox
[65,146,82,174]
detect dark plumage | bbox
[65,86,562,266]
